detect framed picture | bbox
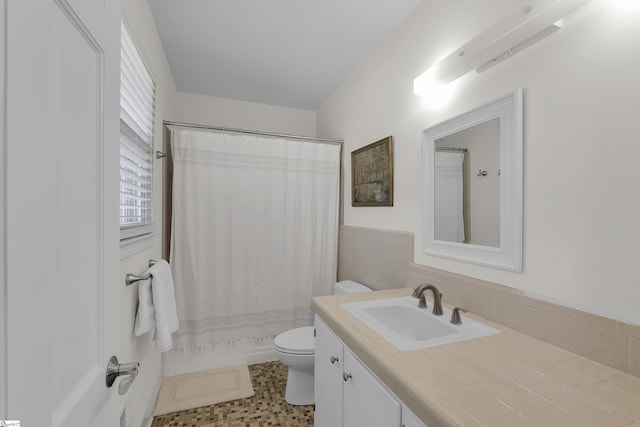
[351,136,393,206]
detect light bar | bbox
[475,20,563,74]
[414,0,590,95]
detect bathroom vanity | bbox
[312,288,640,426]
[314,315,426,427]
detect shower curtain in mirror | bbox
[434,151,465,243]
[169,127,341,352]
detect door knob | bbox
[106,355,139,394]
[330,355,339,364]
[343,372,352,382]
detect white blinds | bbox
[120,23,155,240]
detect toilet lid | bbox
[274,326,315,355]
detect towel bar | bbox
[125,259,157,286]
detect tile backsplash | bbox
[338,225,640,378]
[338,225,413,291]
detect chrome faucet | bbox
[414,284,444,316]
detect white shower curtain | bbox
[169,127,341,352]
[434,151,465,243]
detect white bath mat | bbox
[153,364,255,416]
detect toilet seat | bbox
[274,326,315,355]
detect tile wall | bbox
[338,225,413,291]
[338,225,640,378]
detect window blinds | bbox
[120,23,155,240]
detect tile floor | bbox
[150,361,314,427]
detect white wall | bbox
[318,0,640,324]
[120,0,177,425]
[170,91,316,137]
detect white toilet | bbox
[273,280,372,405]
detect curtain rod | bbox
[163,120,343,145]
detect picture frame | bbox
[351,136,394,207]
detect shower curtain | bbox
[169,127,341,352]
[434,151,465,243]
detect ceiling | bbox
[148,0,422,110]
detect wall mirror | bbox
[422,89,522,271]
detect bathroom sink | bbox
[341,296,499,350]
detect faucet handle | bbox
[451,307,467,325]
[411,284,425,298]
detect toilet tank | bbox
[334,280,372,294]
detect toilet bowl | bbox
[273,326,315,405]
[273,280,372,405]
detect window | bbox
[120,23,156,241]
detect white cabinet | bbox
[402,403,429,427]
[314,316,344,427]
[314,316,428,427]
[343,348,401,427]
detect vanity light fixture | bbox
[475,20,563,74]
[413,0,590,96]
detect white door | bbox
[3,0,121,425]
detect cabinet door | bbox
[402,403,429,427]
[315,316,345,427]
[343,349,402,427]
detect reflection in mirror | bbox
[423,89,522,272]
[434,118,500,247]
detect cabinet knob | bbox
[343,372,352,382]
[330,355,339,364]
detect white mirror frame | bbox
[422,89,523,272]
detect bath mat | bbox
[153,364,255,416]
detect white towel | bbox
[134,260,179,352]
